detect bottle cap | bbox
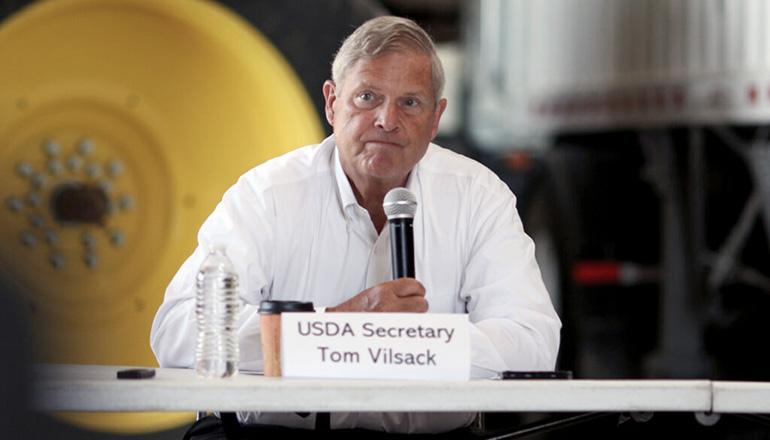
[258,300,314,314]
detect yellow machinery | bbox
[0,0,323,433]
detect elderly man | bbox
[151,15,560,438]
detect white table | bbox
[712,381,770,414]
[34,364,720,413]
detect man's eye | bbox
[403,98,420,108]
[354,92,378,108]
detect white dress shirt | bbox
[150,135,561,434]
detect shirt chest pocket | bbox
[418,245,465,313]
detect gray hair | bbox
[331,16,445,104]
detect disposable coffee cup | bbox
[258,300,314,376]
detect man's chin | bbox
[362,162,405,184]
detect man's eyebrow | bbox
[351,83,428,99]
[402,91,429,100]
[354,82,381,92]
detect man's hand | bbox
[328,278,428,313]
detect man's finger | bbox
[398,296,428,313]
[390,278,426,297]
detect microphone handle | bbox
[389,218,415,279]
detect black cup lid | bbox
[259,300,315,314]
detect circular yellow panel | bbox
[0,0,323,434]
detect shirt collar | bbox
[333,143,358,210]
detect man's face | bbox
[323,50,447,190]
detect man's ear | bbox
[429,98,448,140]
[322,80,337,126]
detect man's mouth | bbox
[363,139,403,147]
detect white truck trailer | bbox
[463,0,770,379]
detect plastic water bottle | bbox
[195,246,239,378]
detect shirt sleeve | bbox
[149,173,275,372]
[461,175,562,378]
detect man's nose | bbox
[375,101,400,132]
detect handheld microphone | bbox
[383,187,417,279]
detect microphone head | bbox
[383,187,417,219]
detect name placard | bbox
[281,313,470,381]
